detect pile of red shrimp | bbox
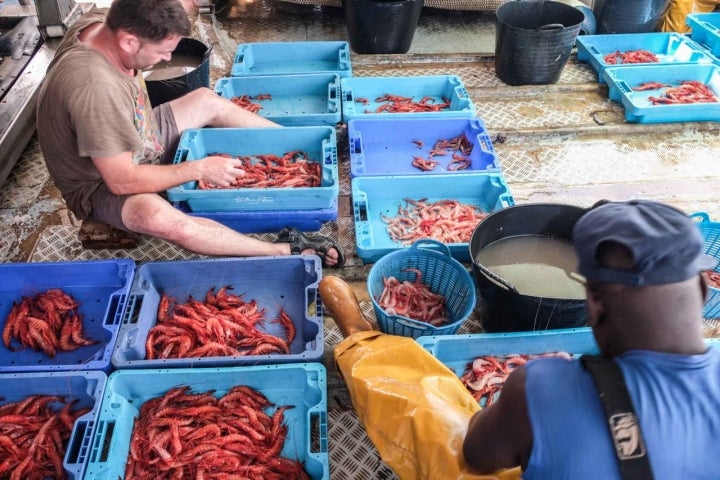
[603,49,659,64]
[378,268,448,326]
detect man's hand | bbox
[198,155,246,188]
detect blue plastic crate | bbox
[576,33,714,83]
[0,260,135,373]
[215,73,342,126]
[352,173,515,264]
[172,197,338,233]
[416,328,599,379]
[603,63,720,123]
[348,117,500,177]
[340,75,476,122]
[0,370,107,479]
[166,126,338,212]
[231,41,351,78]
[367,240,477,339]
[691,212,720,319]
[84,364,329,479]
[687,12,720,57]
[111,256,323,369]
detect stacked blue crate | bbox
[170,41,353,232]
[576,31,720,123]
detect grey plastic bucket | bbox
[495,1,584,86]
[145,37,211,106]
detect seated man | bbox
[36,0,343,266]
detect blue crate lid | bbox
[231,41,352,78]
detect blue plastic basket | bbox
[231,41,352,78]
[0,370,107,479]
[348,117,500,177]
[340,75,476,121]
[84,364,329,479]
[367,240,477,338]
[692,212,720,319]
[111,257,324,369]
[0,260,135,373]
[603,63,720,123]
[214,73,342,126]
[576,32,715,83]
[687,12,720,57]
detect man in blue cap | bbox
[463,200,720,479]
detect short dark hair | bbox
[106,0,192,42]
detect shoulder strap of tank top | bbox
[580,355,655,480]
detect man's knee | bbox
[121,195,187,239]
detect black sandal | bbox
[275,227,346,268]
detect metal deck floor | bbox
[2,2,720,478]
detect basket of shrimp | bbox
[692,212,720,319]
[83,364,329,479]
[367,239,477,338]
[0,259,136,373]
[575,32,714,83]
[602,63,720,123]
[340,75,476,122]
[348,117,500,177]
[111,256,324,369]
[0,370,107,479]
[352,172,515,264]
[166,126,339,212]
[214,73,342,126]
[416,328,598,407]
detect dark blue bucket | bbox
[593,0,671,34]
[145,37,211,106]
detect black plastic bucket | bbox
[593,0,671,34]
[145,37,211,107]
[495,1,584,86]
[344,0,424,54]
[468,203,589,333]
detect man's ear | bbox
[117,30,140,54]
[585,286,604,327]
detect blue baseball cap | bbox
[572,200,717,286]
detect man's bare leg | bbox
[168,88,280,130]
[121,193,340,265]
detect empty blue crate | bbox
[341,75,476,122]
[352,173,514,264]
[84,364,329,479]
[173,197,338,233]
[166,126,339,212]
[0,370,107,479]
[111,256,324,369]
[0,260,135,373]
[687,12,720,57]
[232,41,351,78]
[215,73,341,126]
[576,33,714,82]
[603,63,720,123]
[349,117,500,177]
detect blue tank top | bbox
[523,347,720,479]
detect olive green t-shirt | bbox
[36,8,164,219]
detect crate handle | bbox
[617,80,632,95]
[409,239,452,257]
[65,417,94,470]
[104,292,127,327]
[173,147,189,165]
[477,132,496,156]
[589,45,600,56]
[309,410,328,454]
[353,193,369,222]
[690,212,711,224]
[701,21,719,33]
[121,294,144,325]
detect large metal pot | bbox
[468,203,588,333]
